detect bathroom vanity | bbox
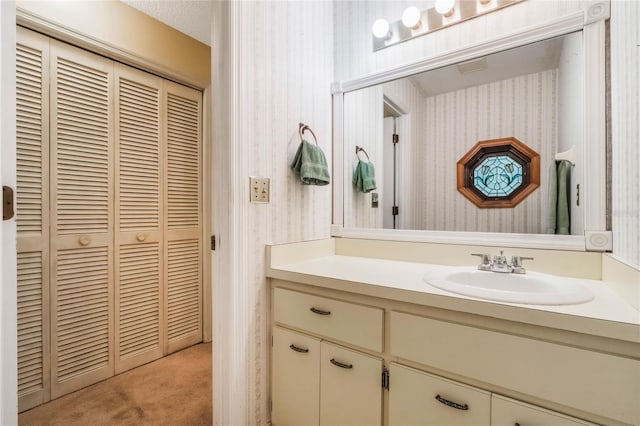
[267,239,640,426]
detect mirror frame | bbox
[331,5,611,251]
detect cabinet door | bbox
[492,395,597,426]
[272,327,320,426]
[389,363,490,426]
[320,341,382,426]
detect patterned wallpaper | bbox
[611,1,640,268]
[344,85,384,228]
[418,70,558,234]
[213,2,334,425]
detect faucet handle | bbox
[510,255,534,267]
[511,256,534,273]
[471,253,491,270]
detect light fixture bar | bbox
[373,0,526,52]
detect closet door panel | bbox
[163,81,203,354]
[50,40,114,399]
[16,27,51,412]
[115,64,164,373]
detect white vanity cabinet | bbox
[390,311,639,424]
[271,288,384,426]
[270,281,639,426]
[491,395,597,426]
[388,363,491,426]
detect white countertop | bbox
[267,254,640,344]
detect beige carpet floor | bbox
[19,343,212,426]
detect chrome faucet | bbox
[471,251,534,274]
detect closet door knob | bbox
[78,236,91,246]
[136,233,147,242]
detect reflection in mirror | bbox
[344,31,583,235]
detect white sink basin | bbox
[423,266,594,305]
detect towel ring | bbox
[355,145,370,161]
[299,122,318,145]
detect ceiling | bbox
[121,0,211,46]
[410,34,567,96]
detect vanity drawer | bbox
[390,311,640,425]
[388,363,490,426]
[273,288,383,352]
[492,394,597,426]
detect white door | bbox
[114,63,164,373]
[163,81,203,354]
[49,39,115,399]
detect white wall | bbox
[212,1,334,424]
[610,1,640,269]
[0,1,18,424]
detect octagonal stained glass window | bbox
[473,155,523,198]
[457,137,540,209]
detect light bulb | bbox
[401,6,422,29]
[435,0,456,17]
[372,18,391,39]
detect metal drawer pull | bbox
[330,358,353,369]
[310,307,331,316]
[435,394,469,411]
[289,344,309,353]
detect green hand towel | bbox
[546,160,571,234]
[556,160,571,235]
[290,139,330,186]
[546,161,557,234]
[352,160,376,193]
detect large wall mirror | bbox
[332,15,609,251]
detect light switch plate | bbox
[250,177,270,203]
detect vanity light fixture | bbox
[372,18,392,40]
[435,0,456,18]
[401,6,422,30]
[372,0,525,51]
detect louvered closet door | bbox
[163,81,203,354]
[16,27,51,412]
[49,40,114,399]
[115,64,164,373]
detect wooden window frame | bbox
[456,137,540,209]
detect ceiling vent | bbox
[456,57,488,75]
